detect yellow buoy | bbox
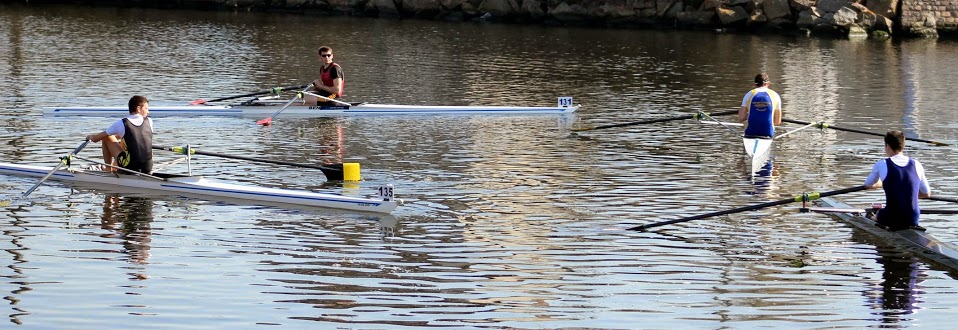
[343,162,361,181]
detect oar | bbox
[928,196,958,203]
[190,84,308,105]
[697,121,743,127]
[774,122,817,140]
[256,84,313,126]
[694,110,742,134]
[152,145,344,180]
[0,140,91,207]
[572,109,739,132]
[803,205,958,215]
[302,91,352,106]
[782,118,950,146]
[628,185,868,231]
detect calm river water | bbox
[2,3,958,329]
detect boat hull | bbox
[42,103,579,117]
[816,197,958,271]
[742,136,772,173]
[0,162,398,213]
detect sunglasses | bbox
[320,54,332,58]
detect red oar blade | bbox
[254,83,310,126]
[189,99,207,105]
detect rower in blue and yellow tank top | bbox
[744,89,777,137]
[738,73,783,138]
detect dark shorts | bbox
[117,151,153,175]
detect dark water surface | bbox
[2,3,958,328]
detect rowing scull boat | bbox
[0,162,400,214]
[697,116,819,175]
[807,197,958,271]
[743,136,773,173]
[693,115,773,174]
[43,97,579,117]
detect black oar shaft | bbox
[632,198,794,230]
[806,207,958,215]
[782,118,949,146]
[152,145,333,172]
[574,109,739,132]
[629,185,868,231]
[921,209,958,215]
[928,196,958,203]
[204,84,308,103]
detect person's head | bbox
[318,46,333,64]
[754,73,770,87]
[885,130,906,153]
[128,95,149,115]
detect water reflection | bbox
[377,214,398,238]
[97,195,154,280]
[873,252,922,322]
[748,159,780,198]
[780,39,840,121]
[900,42,921,138]
[1,208,32,325]
[293,117,347,164]
[2,6,26,108]
[843,228,928,325]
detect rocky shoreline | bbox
[10,0,958,38]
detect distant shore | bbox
[6,0,958,39]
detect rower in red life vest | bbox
[305,45,345,106]
[865,130,932,231]
[738,73,783,138]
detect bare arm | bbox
[738,106,748,123]
[864,160,883,189]
[331,78,343,97]
[917,161,931,198]
[311,78,343,97]
[310,79,326,93]
[86,131,110,142]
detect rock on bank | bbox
[17,0,958,38]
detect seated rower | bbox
[304,45,345,107]
[864,130,932,231]
[738,73,783,139]
[85,95,154,175]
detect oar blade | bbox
[189,99,207,105]
[254,84,311,126]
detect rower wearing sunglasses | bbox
[305,45,345,106]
